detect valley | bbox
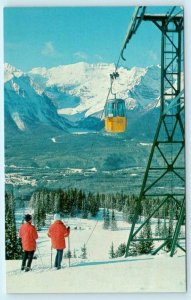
[5,133,150,196]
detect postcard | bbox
[4,5,186,293]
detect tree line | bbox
[29,188,100,229]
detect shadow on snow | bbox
[71,257,154,268]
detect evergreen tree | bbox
[45,190,51,213]
[127,195,141,224]
[143,220,154,254]
[166,203,174,251]
[137,200,154,254]
[103,208,110,229]
[29,192,36,209]
[73,249,77,258]
[89,193,99,217]
[48,191,55,213]
[33,204,41,230]
[78,189,84,212]
[81,243,87,259]
[111,194,117,210]
[88,192,99,217]
[161,219,168,238]
[116,192,125,211]
[137,221,154,255]
[122,202,128,222]
[111,210,117,231]
[5,192,22,259]
[70,202,77,217]
[70,189,78,216]
[82,197,88,219]
[128,242,138,256]
[54,190,62,213]
[161,203,168,239]
[100,193,106,208]
[127,212,135,224]
[39,190,46,226]
[155,217,162,237]
[137,230,147,254]
[65,249,72,259]
[115,243,126,257]
[109,242,115,259]
[40,189,49,214]
[33,191,46,230]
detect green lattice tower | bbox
[125,12,185,257]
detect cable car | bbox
[104,98,127,133]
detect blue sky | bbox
[4,6,174,71]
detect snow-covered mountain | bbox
[4,62,23,83]
[4,62,161,135]
[4,64,72,133]
[28,62,161,121]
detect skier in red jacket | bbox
[48,213,70,270]
[19,214,38,272]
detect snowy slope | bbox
[6,253,186,293]
[6,210,186,293]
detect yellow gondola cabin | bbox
[104,99,127,133]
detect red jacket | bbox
[48,220,70,250]
[19,223,38,251]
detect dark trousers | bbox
[54,249,63,268]
[22,250,35,269]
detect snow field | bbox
[6,251,186,293]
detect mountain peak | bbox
[4,62,23,82]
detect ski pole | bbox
[68,235,70,268]
[51,246,53,268]
[68,236,70,267]
[36,245,44,268]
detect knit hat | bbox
[25,214,32,222]
[54,213,61,221]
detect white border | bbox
[1,0,191,7]
[0,1,191,300]
[0,0,5,298]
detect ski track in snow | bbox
[6,210,186,293]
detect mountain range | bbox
[4,62,161,139]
